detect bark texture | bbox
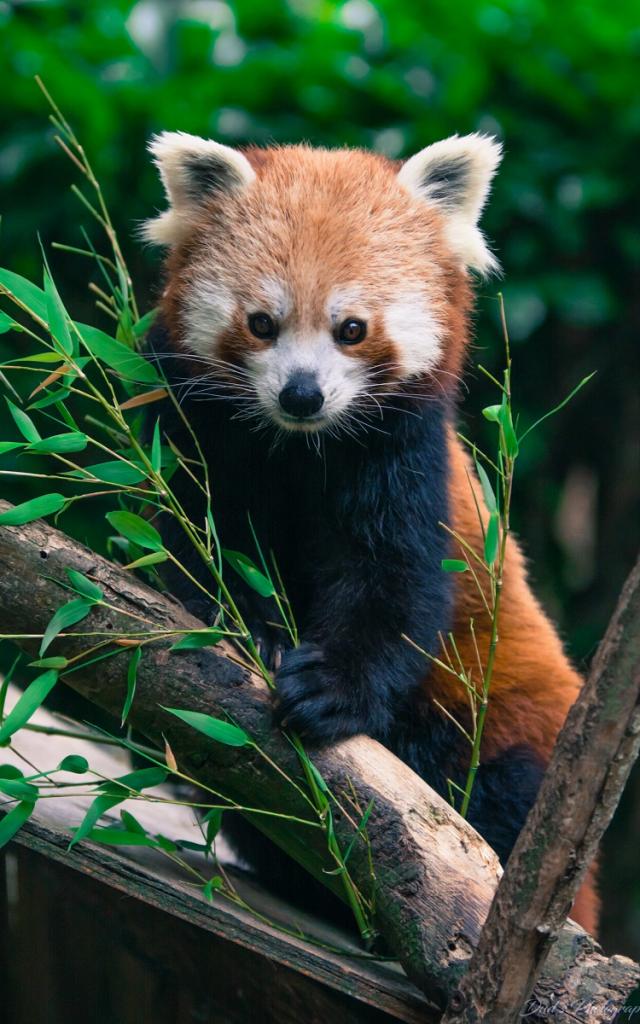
[442,554,640,1023]
[0,503,638,1016]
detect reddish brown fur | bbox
[155,142,598,933]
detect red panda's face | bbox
[146,135,501,434]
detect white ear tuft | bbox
[397,133,502,274]
[143,131,256,246]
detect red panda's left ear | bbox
[142,132,256,246]
[397,133,503,275]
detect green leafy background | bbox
[1,0,639,958]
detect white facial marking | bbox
[384,292,443,377]
[254,278,292,320]
[326,285,367,325]
[246,328,368,432]
[183,276,234,356]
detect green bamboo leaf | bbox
[0,765,24,780]
[499,403,519,458]
[132,307,158,338]
[0,441,25,455]
[484,511,500,566]
[124,551,168,570]
[0,311,19,333]
[99,766,167,794]
[65,568,103,603]
[29,388,71,411]
[441,559,469,573]
[0,493,66,526]
[29,656,69,670]
[170,629,225,651]
[0,778,39,801]
[76,323,162,384]
[6,399,41,443]
[121,646,141,725]
[0,800,34,849]
[44,269,74,356]
[72,460,146,485]
[222,549,275,598]
[162,707,250,747]
[40,599,93,655]
[203,876,224,901]
[28,432,88,454]
[120,810,147,835]
[151,418,162,473]
[475,460,497,513]
[106,511,163,552]
[203,807,223,847]
[68,794,123,849]
[58,755,89,774]
[0,269,48,323]
[85,828,160,848]
[482,404,501,423]
[0,670,58,744]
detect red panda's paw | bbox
[273,643,359,744]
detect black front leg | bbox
[273,541,451,744]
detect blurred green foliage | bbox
[1,0,639,959]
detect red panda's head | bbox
[145,134,501,433]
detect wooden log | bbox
[0,503,638,1016]
[442,554,640,1022]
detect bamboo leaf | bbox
[58,755,89,774]
[0,269,48,323]
[151,418,162,473]
[475,460,497,513]
[162,707,250,747]
[0,493,66,526]
[40,599,93,655]
[0,801,35,849]
[121,646,141,725]
[0,670,58,744]
[68,794,123,849]
[71,460,146,485]
[170,629,225,651]
[222,549,275,598]
[123,551,168,570]
[484,512,500,566]
[106,511,164,552]
[28,432,88,454]
[44,269,74,356]
[441,559,469,573]
[6,399,41,442]
[76,323,162,384]
[65,568,103,603]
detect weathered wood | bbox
[442,554,640,1023]
[5,844,412,1024]
[0,695,434,1023]
[0,505,638,1017]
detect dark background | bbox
[1,0,639,959]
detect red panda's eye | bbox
[248,313,277,340]
[337,318,367,345]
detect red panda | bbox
[143,132,598,935]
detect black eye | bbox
[337,318,367,345]
[248,312,277,340]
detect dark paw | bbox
[273,643,359,744]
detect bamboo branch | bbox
[442,554,640,1023]
[0,504,638,1016]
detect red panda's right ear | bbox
[143,131,256,246]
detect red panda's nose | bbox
[278,372,325,419]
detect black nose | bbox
[278,372,324,419]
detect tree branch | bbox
[0,504,638,1017]
[442,554,640,1022]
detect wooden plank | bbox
[0,686,436,1023]
[4,844,401,1024]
